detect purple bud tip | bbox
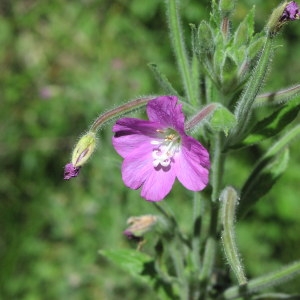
[123,230,134,239]
[123,230,143,242]
[281,1,299,21]
[64,163,80,180]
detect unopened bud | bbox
[64,163,80,180]
[219,0,236,17]
[266,1,299,37]
[123,215,158,239]
[71,132,96,167]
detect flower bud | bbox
[198,21,215,54]
[71,132,96,167]
[123,215,158,239]
[266,1,299,37]
[64,163,80,180]
[219,0,236,17]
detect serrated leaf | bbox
[241,100,300,147]
[210,105,237,135]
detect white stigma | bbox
[151,131,180,168]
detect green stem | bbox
[192,192,202,275]
[211,133,224,203]
[166,0,195,104]
[220,187,247,285]
[199,133,224,296]
[223,261,300,299]
[169,244,189,300]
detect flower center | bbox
[151,129,181,168]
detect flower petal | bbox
[146,96,185,133]
[141,165,176,201]
[121,141,176,201]
[112,118,161,157]
[121,142,155,189]
[64,163,80,180]
[174,136,210,191]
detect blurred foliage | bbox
[1,0,300,299]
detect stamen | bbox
[151,129,181,168]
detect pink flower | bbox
[112,96,210,201]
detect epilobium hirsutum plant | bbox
[64,0,300,299]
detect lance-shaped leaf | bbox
[233,7,255,47]
[238,99,300,148]
[248,35,266,61]
[148,63,179,97]
[239,125,300,217]
[239,148,289,217]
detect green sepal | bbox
[99,249,179,300]
[209,105,237,135]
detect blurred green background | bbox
[1,0,300,299]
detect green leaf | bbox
[100,249,152,278]
[209,105,237,135]
[248,35,266,60]
[241,99,300,147]
[239,148,289,217]
[100,249,179,300]
[233,7,255,47]
[197,20,215,54]
[238,122,300,217]
[221,53,239,92]
[148,63,179,96]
